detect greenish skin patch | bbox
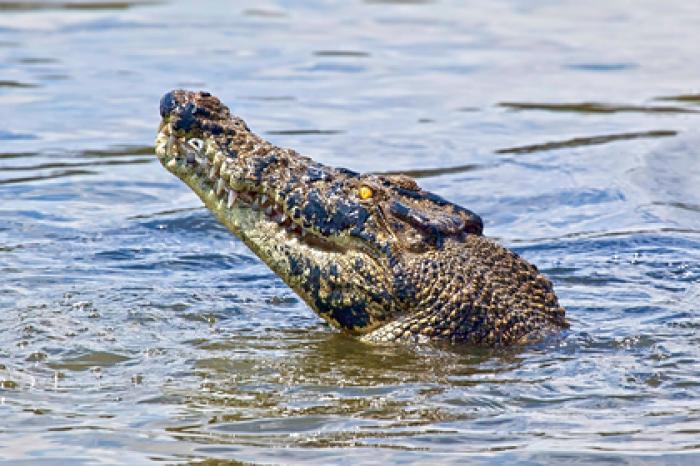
[155,90,568,346]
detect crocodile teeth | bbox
[260,194,268,206]
[213,151,225,165]
[155,133,168,153]
[209,165,218,179]
[205,139,217,156]
[215,178,226,196]
[219,162,231,181]
[227,190,237,208]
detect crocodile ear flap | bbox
[459,208,483,236]
[389,201,483,241]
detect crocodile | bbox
[155,90,567,346]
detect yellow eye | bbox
[358,185,374,200]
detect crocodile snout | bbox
[159,90,178,119]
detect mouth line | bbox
[155,125,347,253]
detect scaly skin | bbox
[155,90,567,346]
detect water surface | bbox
[1,0,699,464]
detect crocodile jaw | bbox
[154,123,397,335]
[155,123,291,258]
[154,89,568,346]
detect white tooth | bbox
[227,190,237,208]
[260,194,268,205]
[216,178,225,196]
[155,134,168,153]
[166,137,178,157]
[167,159,178,169]
[209,165,218,179]
[220,161,231,180]
[205,139,217,156]
[214,151,225,165]
[300,229,306,238]
[279,214,288,224]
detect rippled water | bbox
[1,0,699,464]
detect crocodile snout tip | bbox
[159,90,179,119]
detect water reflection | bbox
[656,93,700,104]
[376,162,484,179]
[499,101,697,114]
[0,79,38,88]
[0,169,96,185]
[313,50,371,57]
[266,129,344,136]
[496,130,677,155]
[0,1,160,11]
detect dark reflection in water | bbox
[0,1,160,11]
[1,0,700,464]
[313,50,371,57]
[2,158,152,172]
[16,57,59,64]
[242,8,288,18]
[376,162,484,179]
[565,62,637,72]
[0,79,38,88]
[266,129,344,136]
[496,130,677,155]
[500,101,697,114]
[0,169,96,185]
[657,93,700,104]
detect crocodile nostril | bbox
[159,90,178,118]
[172,102,197,131]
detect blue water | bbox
[1,1,699,464]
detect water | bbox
[1,0,699,464]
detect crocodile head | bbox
[156,90,566,345]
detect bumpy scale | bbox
[155,90,567,346]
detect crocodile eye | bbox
[358,185,374,200]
